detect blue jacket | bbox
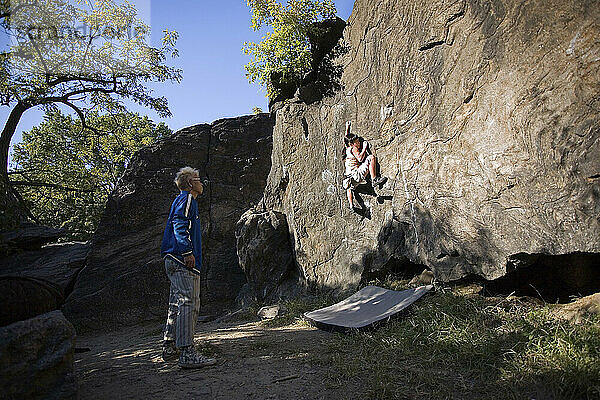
[160,191,202,274]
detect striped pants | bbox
[163,257,201,347]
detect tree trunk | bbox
[1,101,29,182]
[1,101,35,227]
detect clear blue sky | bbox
[2,0,355,167]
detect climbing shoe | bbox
[372,176,388,187]
[178,346,217,369]
[161,340,179,362]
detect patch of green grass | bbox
[317,291,600,399]
[248,280,599,399]
[362,274,414,291]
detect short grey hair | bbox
[174,166,199,191]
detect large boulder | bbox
[257,0,600,291]
[0,242,88,298]
[235,209,300,305]
[62,114,274,331]
[0,242,88,326]
[0,222,65,254]
[0,277,63,327]
[0,310,76,400]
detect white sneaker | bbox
[161,340,179,362]
[178,346,217,369]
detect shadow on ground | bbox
[74,318,355,400]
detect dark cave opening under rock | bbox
[483,252,600,303]
[361,256,428,284]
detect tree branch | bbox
[30,95,106,135]
[78,26,97,77]
[7,169,33,175]
[46,74,118,88]
[63,84,117,99]
[11,180,95,193]
[9,168,66,176]
[56,98,103,135]
[9,182,39,223]
[27,31,50,76]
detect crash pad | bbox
[304,285,433,331]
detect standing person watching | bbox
[160,166,216,368]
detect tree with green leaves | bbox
[242,0,336,100]
[10,110,171,240]
[0,0,181,225]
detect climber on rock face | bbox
[342,121,387,210]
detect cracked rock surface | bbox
[62,114,274,332]
[259,0,600,289]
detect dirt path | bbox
[74,319,354,400]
